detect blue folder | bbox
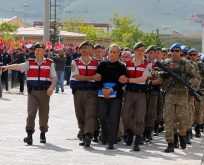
[98,83,117,98]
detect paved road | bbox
[0,86,204,165]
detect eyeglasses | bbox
[171,49,180,52]
[189,54,197,56]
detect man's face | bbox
[134,46,145,58]
[108,46,120,62]
[171,49,181,60]
[189,52,199,61]
[58,49,63,56]
[94,48,103,59]
[35,48,45,59]
[146,50,156,61]
[162,52,168,60]
[121,51,131,63]
[80,46,89,56]
[156,50,163,60]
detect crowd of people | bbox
[0,40,204,153]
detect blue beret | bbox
[170,43,181,51]
[181,45,188,54]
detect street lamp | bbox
[23,4,29,25]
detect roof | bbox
[0,16,27,27]
[16,27,86,38]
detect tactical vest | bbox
[125,59,149,91]
[197,61,204,87]
[70,58,99,90]
[27,58,52,88]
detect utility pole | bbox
[44,0,50,42]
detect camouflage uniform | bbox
[162,58,197,144]
[194,61,204,133]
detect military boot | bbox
[195,124,201,138]
[174,134,179,148]
[93,131,99,142]
[79,133,92,147]
[133,135,141,152]
[40,132,46,143]
[24,130,33,145]
[179,136,186,149]
[125,129,133,146]
[145,130,152,143]
[164,143,174,153]
[186,130,191,145]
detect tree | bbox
[110,13,163,48]
[0,23,18,42]
[63,16,109,43]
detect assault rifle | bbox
[155,61,202,102]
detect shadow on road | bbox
[31,143,72,152]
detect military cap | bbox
[133,41,145,50]
[188,48,198,54]
[156,47,162,51]
[162,48,168,53]
[94,44,103,49]
[79,41,91,49]
[16,48,23,51]
[33,42,45,50]
[170,43,181,51]
[146,45,156,53]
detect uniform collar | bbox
[79,56,92,65]
[34,58,46,65]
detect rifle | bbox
[155,61,201,102]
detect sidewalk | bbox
[0,86,204,165]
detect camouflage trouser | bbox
[194,96,204,125]
[164,92,189,143]
[155,91,165,124]
[188,96,195,129]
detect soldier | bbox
[0,43,57,145]
[120,41,152,151]
[189,48,204,138]
[70,41,101,147]
[187,48,202,144]
[144,45,162,142]
[160,43,197,153]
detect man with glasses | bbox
[189,48,204,138]
[160,43,197,153]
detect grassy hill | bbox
[0,0,204,34]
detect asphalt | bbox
[0,85,204,165]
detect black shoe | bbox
[125,129,133,146]
[164,143,174,153]
[179,136,186,149]
[145,130,152,143]
[107,143,114,150]
[153,130,159,136]
[79,141,85,146]
[195,124,201,138]
[40,132,46,143]
[24,130,33,145]
[61,89,64,93]
[174,134,179,148]
[84,134,92,147]
[77,131,84,141]
[101,136,107,145]
[186,130,192,145]
[24,136,33,145]
[93,131,99,142]
[133,135,141,151]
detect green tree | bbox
[0,23,18,41]
[63,16,109,43]
[110,13,163,48]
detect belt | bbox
[31,86,49,91]
[127,89,146,93]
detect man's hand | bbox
[119,75,128,83]
[93,73,101,81]
[102,88,112,98]
[0,66,9,72]
[47,87,54,96]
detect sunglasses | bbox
[171,49,180,52]
[189,54,197,56]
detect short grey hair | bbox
[109,44,121,53]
